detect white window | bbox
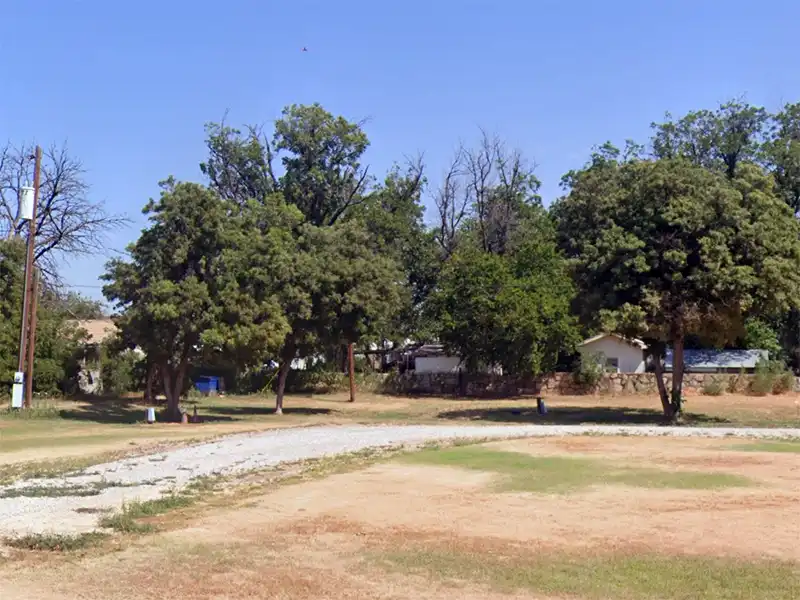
[605,357,620,372]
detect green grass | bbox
[402,446,752,493]
[729,440,800,453]
[98,494,195,533]
[5,531,109,552]
[375,547,800,600]
[0,452,132,485]
[0,478,136,499]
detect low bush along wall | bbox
[381,371,800,397]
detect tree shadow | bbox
[58,397,235,425]
[437,405,730,426]
[208,406,333,417]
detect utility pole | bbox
[348,342,356,402]
[14,146,42,409]
[24,268,40,408]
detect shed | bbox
[577,333,647,373]
[412,344,464,374]
[665,349,768,373]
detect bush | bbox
[100,349,141,395]
[773,370,796,394]
[573,352,606,389]
[748,359,794,396]
[702,380,725,396]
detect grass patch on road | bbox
[98,494,195,534]
[402,446,752,493]
[5,531,109,552]
[0,479,138,499]
[375,547,800,600]
[729,440,800,453]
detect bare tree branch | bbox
[0,140,130,281]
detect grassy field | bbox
[1,435,798,599]
[1,390,799,481]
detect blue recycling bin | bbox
[194,376,219,396]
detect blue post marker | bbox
[537,397,547,415]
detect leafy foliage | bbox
[0,240,87,396]
[554,154,800,417]
[433,214,578,376]
[103,182,293,417]
[573,352,606,388]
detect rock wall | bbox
[384,371,799,397]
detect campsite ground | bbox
[1,390,798,475]
[1,433,799,599]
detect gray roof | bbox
[665,349,769,371]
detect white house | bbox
[412,344,464,373]
[577,333,647,374]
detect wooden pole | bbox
[16,146,42,381]
[348,342,356,402]
[24,269,40,408]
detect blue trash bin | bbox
[194,376,219,396]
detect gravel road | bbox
[2,423,799,537]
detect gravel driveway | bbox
[1,423,799,537]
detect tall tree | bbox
[0,142,129,278]
[353,160,439,342]
[554,155,800,419]
[272,220,403,413]
[432,132,541,257]
[650,99,768,178]
[200,122,277,206]
[433,213,578,376]
[765,102,800,214]
[275,104,372,226]
[202,104,372,227]
[103,182,292,419]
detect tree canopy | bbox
[554,154,800,417]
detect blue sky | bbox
[2,1,800,301]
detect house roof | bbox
[579,333,646,350]
[73,319,117,344]
[665,349,768,370]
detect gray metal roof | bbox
[665,349,769,371]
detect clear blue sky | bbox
[3,1,800,301]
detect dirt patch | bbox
[2,435,799,599]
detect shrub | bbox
[573,352,605,389]
[702,380,725,396]
[100,349,141,395]
[748,359,793,396]
[773,370,796,394]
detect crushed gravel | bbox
[1,423,798,537]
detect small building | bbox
[577,333,647,373]
[665,349,768,373]
[412,344,464,374]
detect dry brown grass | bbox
[2,435,799,599]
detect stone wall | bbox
[384,371,799,397]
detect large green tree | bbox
[433,212,578,376]
[352,161,440,343]
[103,182,293,419]
[272,220,403,413]
[554,156,800,419]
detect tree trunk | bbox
[348,342,356,403]
[670,332,686,420]
[652,354,673,419]
[275,359,290,415]
[144,362,156,403]
[160,365,181,422]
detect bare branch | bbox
[0,140,130,281]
